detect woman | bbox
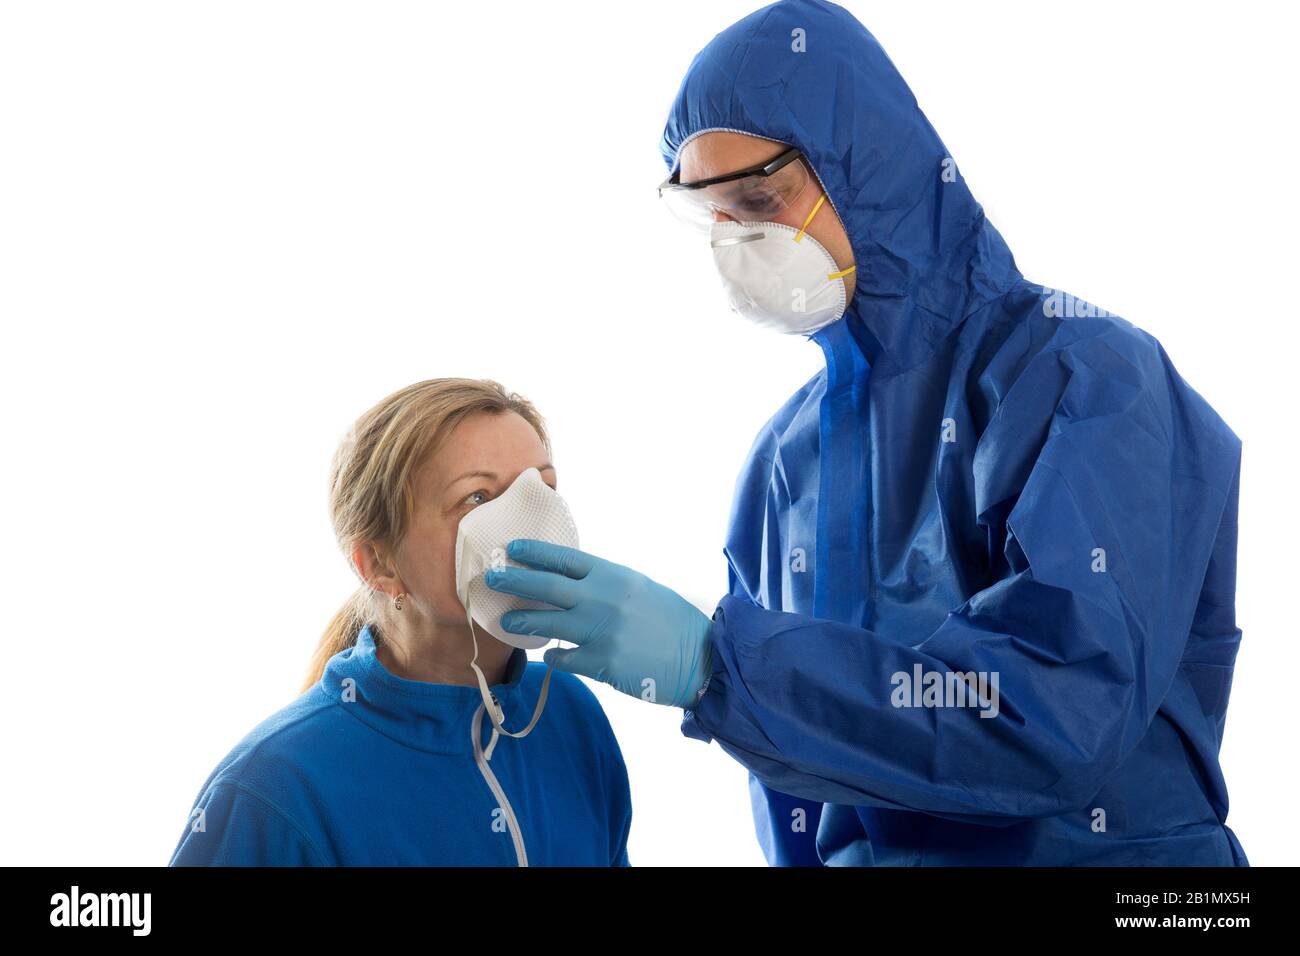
[169,378,632,866]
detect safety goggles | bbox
[657,146,814,231]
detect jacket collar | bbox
[319,624,530,755]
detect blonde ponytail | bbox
[300,588,367,694]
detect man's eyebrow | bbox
[693,162,755,181]
[444,463,555,491]
[690,145,790,181]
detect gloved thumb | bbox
[543,645,584,674]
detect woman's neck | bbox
[373,622,511,687]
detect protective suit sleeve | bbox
[168,780,326,866]
[682,340,1241,825]
[720,542,830,866]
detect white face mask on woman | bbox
[454,466,579,747]
[709,192,856,335]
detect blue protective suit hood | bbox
[663,0,1248,868]
[660,0,1021,371]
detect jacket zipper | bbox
[471,698,528,866]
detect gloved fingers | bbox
[500,608,593,645]
[506,538,597,579]
[484,566,581,608]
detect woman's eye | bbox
[464,490,489,507]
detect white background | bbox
[2,0,1295,866]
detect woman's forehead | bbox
[420,411,550,494]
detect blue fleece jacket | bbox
[169,624,632,866]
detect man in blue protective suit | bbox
[484,0,1249,866]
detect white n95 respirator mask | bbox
[453,466,579,751]
[454,466,579,650]
[709,193,856,335]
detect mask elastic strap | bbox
[792,193,858,283]
[466,602,552,762]
[793,193,827,242]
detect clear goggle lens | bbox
[659,159,812,232]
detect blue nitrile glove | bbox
[484,539,713,708]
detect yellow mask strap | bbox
[793,192,858,283]
[793,193,827,243]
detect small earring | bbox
[393,592,405,611]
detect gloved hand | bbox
[483,538,714,708]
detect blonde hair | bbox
[300,378,550,694]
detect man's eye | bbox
[734,194,780,216]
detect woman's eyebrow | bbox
[444,463,555,492]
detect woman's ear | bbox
[352,540,402,597]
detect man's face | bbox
[677,131,856,308]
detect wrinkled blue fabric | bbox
[662,0,1247,866]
